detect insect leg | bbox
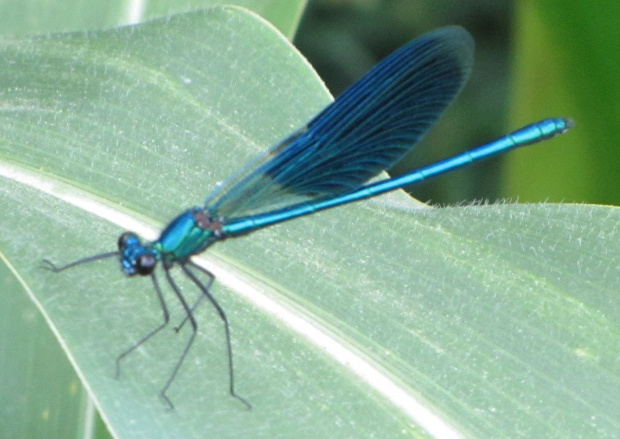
[158,265,198,409]
[182,262,251,410]
[115,272,170,379]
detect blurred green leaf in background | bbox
[1,1,619,438]
[508,0,620,204]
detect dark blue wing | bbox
[206,26,474,218]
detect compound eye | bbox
[118,232,138,250]
[136,253,156,275]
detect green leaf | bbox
[0,260,94,438]
[0,0,306,39]
[1,6,619,438]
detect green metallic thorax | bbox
[155,207,224,262]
